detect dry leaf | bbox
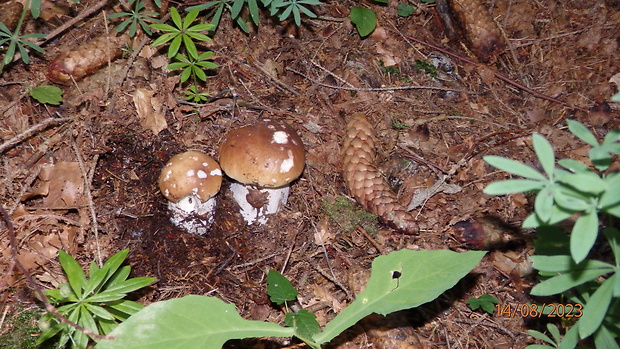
[134,88,167,135]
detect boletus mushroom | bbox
[158,151,222,234]
[219,119,305,225]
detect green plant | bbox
[350,6,377,37]
[108,0,162,37]
[186,0,321,34]
[483,120,620,348]
[150,7,217,102]
[396,3,415,17]
[466,294,499,314]
[94,249,485,349]
[414,59,437,78]
[0,0,44,73]
[30,85,63,105]
[37,249,156,349]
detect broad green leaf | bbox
[533,133,555,179]
[588,146,613,171]
[567,120,598,147]
[557,172,606,195]
[570,210,599,264]
[483,179,544,195]
[267,270,298,305]
[94,296,295,349]
[284,310,320,344]
[314,249,485,344]
[58,250,87,298]
[578,275,615,338]
[531,268,611,296]
[483,156,546,180]
[350,7,376,37]
[553,185,591,212]
[30,85,63,105]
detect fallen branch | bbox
[0,117,74,155]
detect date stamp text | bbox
[495,303,583,318]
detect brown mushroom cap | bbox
[219,119,305,188]
[158,151,222,202]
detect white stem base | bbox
[168,195,217,235]
[229,182,290,225]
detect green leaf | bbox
[527,329,556,346]
[600,172,620,209]
[570,209,599,264]
[557,172,606,195]
[557,158,590,173]
[350,7,376,37]
[396,3,415,17]
[483,179,544,195]
[533,133,556,179]
[578,275,615,338]
[103,277,155,295]
[483,156,546,180]
[530,267,612,296]
[567,120,599,147]
[531,255,614,273]
[314,249,485,344]
[534,185,555,223]
[284,310,320,343]
[58,250,87,299]
[94,296,295,349]
[30,85,63,105]
[107,299,144,318]
[466,294,498,314]
[267,270,298,305]
[84,303,116,321]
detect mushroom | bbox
[158,151,222,235]
[219,119,305,225]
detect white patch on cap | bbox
[197,170,207,179]
[202,162,210,167]
[187,169,195,177]
[280,150,295,173]
[210,168,222,176]
[272,131,289,144]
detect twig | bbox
[287,67,471,93]
[0,206,114,340]
[71,138,102,266]
[0,117,73,155]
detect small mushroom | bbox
[219,119,305,225]
[158,151,222,235]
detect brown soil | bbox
[1,0,619,348]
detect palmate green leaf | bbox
[567,120,599,147]
[552,185,591,212]
[578,275,615,338]
[94,296,295,349]
[85,292,127,303]
[84,303,116,321]
[59,250,87,299]
[183,9,200,29]
[267,269,298,305]
[79,304,100,336]
[169,6,183,28]
[533,133,556,179]
[107,299,145,318]
[314,249,485,344]
[30,85,63,105]
[600,172,620,209]
[248,0,259,24]
[589,144,615,171]
[483,156,546,180]
[231,0,246,19]
[107,265,131,288]
[570,209,599,264]
[193,65,207,81]
[350,7,376,37]
[179,67,192,83]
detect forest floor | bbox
[1,0,619,348]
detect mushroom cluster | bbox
[157,119,305,233]
[219,119,305,225]
[158,151,222,235]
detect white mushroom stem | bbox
[229,182,290,225]
[167,194,217,235]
